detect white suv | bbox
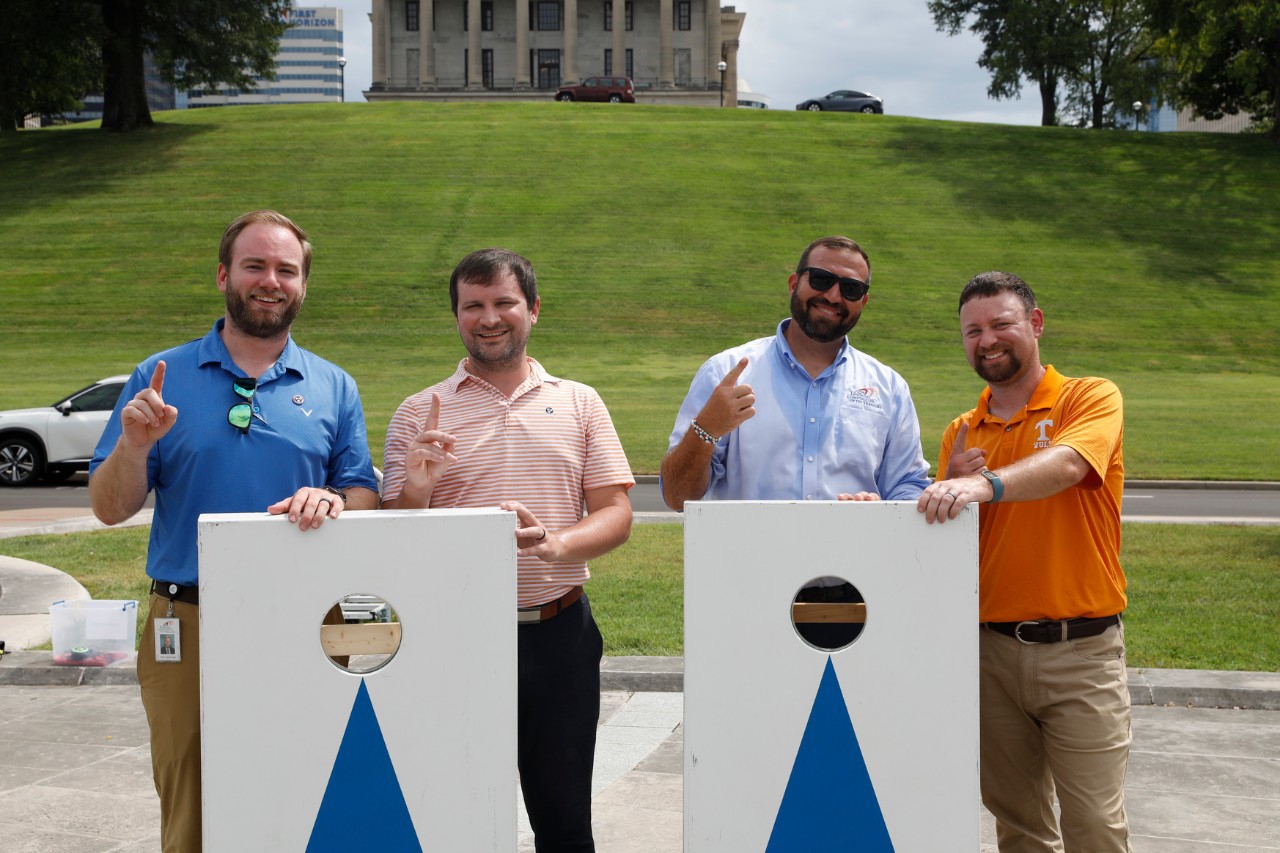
[0,376,127,487]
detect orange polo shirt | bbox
[937,366,1127,623]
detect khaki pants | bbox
[979,622,1132,853]
[138,593,202,853]
[138,594,349,852]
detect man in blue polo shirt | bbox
[90,210,379,852]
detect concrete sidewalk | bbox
[1,674,1278,851]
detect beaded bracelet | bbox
[690,419,720,444]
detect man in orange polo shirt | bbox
[918,271,1130,852]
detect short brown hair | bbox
[958,271,1037,314]
[218,210,312,282]
[449,248,538,315]
[796,236,872,284]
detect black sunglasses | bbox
[227,377,257,434]
[800,267,870,301]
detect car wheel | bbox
[557,93,573,102]
[807,103,822,112]
[860,105,877,113]
[0,437,43,487]
[608,94,622,103]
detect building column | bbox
[515,0,530,88]
[612,0,625,76]
[659,0,673,88]
[704,0,721,86]
[466,0,483,89]
[371,0,389,88]
[724,38,739,107]
[420,0,436,89]
[563,0,579,85]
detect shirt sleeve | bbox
[89,361,160,489]
[1051,378,1123,489]
[663,355,732,495]
[582,388,635,492]
[381,396,426,503]
[327,375,380,493]
[874,375,932,500]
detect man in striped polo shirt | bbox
[382,248,634,853]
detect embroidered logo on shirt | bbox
[292,395,305,405]
[1034,418,1054,448]
[845,387,884,413]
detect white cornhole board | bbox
[684,500,979,852]
[198,509,516,852]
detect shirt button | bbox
[1005,425,1013,432]
[806,495,814,500]
[809,417,817,423]
[807,456,815,462]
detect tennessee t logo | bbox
[1034,418,1054,447]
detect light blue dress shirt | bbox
[665,319,930,502]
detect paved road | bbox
[0,477,1276,523]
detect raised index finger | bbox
[426,392,441,432]
[720,357,749,387]
[953,420,969,455]
[149,361,167,396]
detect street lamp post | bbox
[1132,100,1143,131]
[717,60,727,108]
[338,56,347,103]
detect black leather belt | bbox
[518,586,583,624]
[985,614,1120,644]
[151,580,198,606]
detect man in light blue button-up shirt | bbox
[661,235,930,508]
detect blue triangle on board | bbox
[764,656,895,852]
[307,679,423,852]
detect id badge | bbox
[155,617,182,662]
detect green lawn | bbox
[2,103,1278,478]
[3,522,1275,672]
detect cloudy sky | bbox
[327,0,1042,125]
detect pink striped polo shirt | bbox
[383,358,635,607]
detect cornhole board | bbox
[199,508,516,852]
[684,500,979,852]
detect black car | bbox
[795,90,883,114]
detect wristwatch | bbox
[324,485,348,504]
[980,470,1004,503]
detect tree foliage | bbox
[0,0,101,131]
[1061,0,1157,128]
[101,0,292,131]
[1147,0,1280,137]
[929,0,1093,125]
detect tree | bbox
[100,0,292,131]
[0,0,101,131]
[1147,0,1280,138]
[929,0,1093,126]
[1061,0,1157,128]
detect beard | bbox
[973,349,1024,384]
[225,286,301,339]
[790,290,860,343]
[465,326,529,370]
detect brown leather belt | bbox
[985,614,1120,644]
[518,586,584,624]
[151,580,198,606]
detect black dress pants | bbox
[518,594,603,853]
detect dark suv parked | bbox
[554,76,635,103]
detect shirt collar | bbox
[196,318,302,383]
[975,364,1063,423]
[771,318,852,372]
[445,356,560,397]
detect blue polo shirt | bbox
[90,320,378,585]
[665,319,930,502]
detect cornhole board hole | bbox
[684,500,979,852]
[199,509,516,852]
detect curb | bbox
[3,651,1278,710]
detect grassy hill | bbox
[2,103,1277,478]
